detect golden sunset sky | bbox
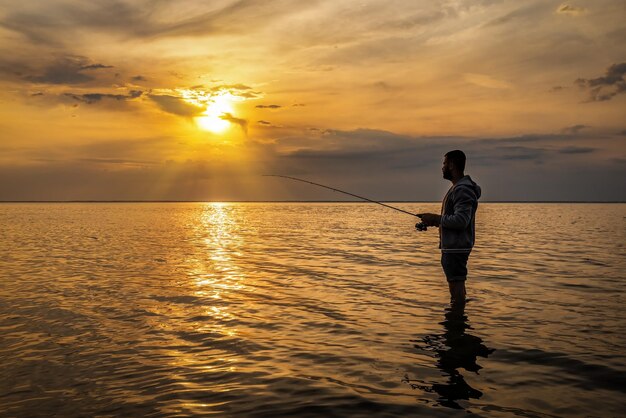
[1,0,624,201]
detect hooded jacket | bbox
[439,175,481,253]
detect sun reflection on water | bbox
[187,203,246,339]
[195,203,244,290]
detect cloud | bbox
[476,133,571,145]
[485,4,542,27]
[256,104,282,109]
[208,83,261,99]
[575,62,626,102]
[0,1,309,49]
[1,128,623,201]
[81,63,114,70]
[558,146,595,154]
[148,94,205,117]
[23,55,113,85]
[64,90,143,105]
[561,124,589,134]
[211,83,252,91]
[257,120,283,128]
[492,146,547,161]
[272,129,614,176]
[220,112,248,134]
[556,4,587,15]
[131,75,147,81]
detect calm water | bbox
[0,203,625,417]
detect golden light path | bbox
[194,203,244,337]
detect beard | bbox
[443,168,452,180]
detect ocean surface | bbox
[0,202,625,417]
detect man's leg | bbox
[448,281,466,305]
[441,252,469,304]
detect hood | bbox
[456,175,481,200]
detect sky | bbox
[0,0,624,201]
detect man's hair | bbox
[445,150,466,172]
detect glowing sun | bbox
[195,95,235,133]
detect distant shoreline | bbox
[1,200,624,204]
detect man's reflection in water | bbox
[407,304,495,409]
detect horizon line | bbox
[0,200,624,204]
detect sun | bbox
[195,95,235,133]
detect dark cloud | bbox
[263,129,625,201]
[272,129,456,178]
[0,2,149,46]
[81,63,114,70]
[131,75,147,81]
[64,90,142,104]
[0,8,65,46]
[23,55,113,85]
[148,94,204,117]
[0,1,307,48]
[558,146,595,154]
[256,104,282,109]
[491,146,547,161]
[25,60,92,85]
[273,128,612,176]
[575,62,626,102]
[476,133,571,145]
[0,128,623,201]
[561,124,589,134]
[220,113,248,134]
[257,120,283,128]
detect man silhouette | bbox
[419,150,481,305]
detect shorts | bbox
[441,252,470,282]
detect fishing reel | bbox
[415,222,428,231]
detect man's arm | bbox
[418,213,441,227]
[440,187,476,230]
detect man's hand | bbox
[418,213,441,227]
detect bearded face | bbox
[442,157,453,180]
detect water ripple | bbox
[0,202,624,417]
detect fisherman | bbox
[418,150,481,305]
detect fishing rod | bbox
[263,175,427,227]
